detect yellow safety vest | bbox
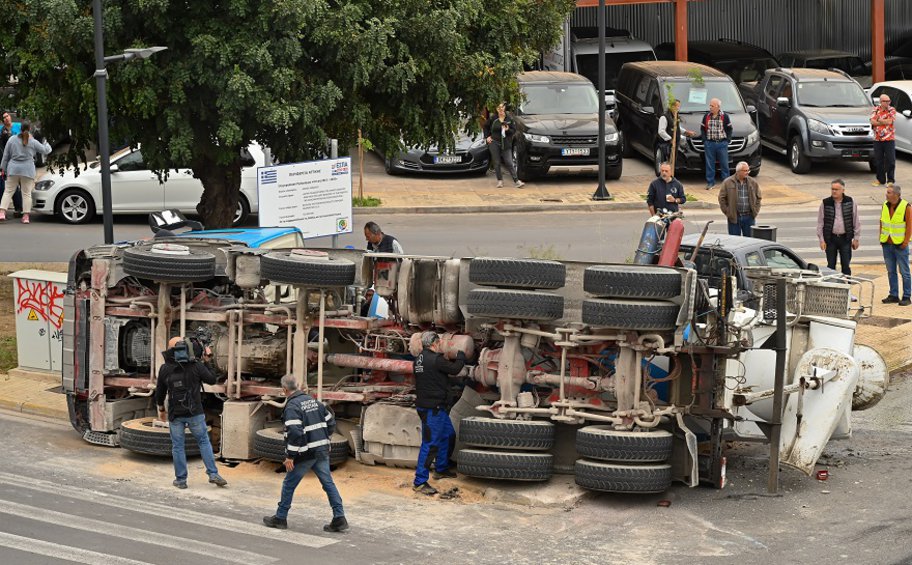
[880,199,909,244]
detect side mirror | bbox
[806,262,820,273]
[109,164,119,173]
[776,97,790,107]
[903,110,912,118]
[872,97,879,106]
[641,105,655,114]
[746,104,757,113]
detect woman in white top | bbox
[0,121,52,224]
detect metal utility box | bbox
[10,270,68,372]
[221,401,268,459]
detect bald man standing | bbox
[154,336,227,489]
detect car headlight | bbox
[34,180,55,191]
[469,138,486,149]
[523,133,550,144]
[746,130,759,146]
[605,132,619,143]
[807,119,833,136]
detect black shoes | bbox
[323,516,349,532]
[412,482,438,496]
[433,469,457,480]
[883,295,900,304]
[173,480,187,489]
[263,515,288,529]
[900,298,911,306]
[209,474,228,487]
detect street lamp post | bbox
[92,0,165,243]
[591,0,612,201]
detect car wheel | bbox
[619,128,634,158]
[457,449,553,481]
[574,460,672,493]
[584,265,682,299]
[582,299,679,331]
[653,146,664,177]
[467,288,564,321]
[469,257,566,290]
[232,195,250,227]
[260,250,356,286]
[605,158,623,181]
[576,427,673,463]
[869,158,877,173]
[513,146,534,182]
[459,417,555,451]
[55,188,96,225]
[788,136,811,174]
[119,417,204,457]
[749,167,760,177]
[384,157,400,176]
[123,244,216,283]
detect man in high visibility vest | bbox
[880,185,912,306]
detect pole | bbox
[591,0,611,201]
[768,278,787,493]
[331,138,339,249]
[92,0,114,244]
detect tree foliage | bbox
[2,0,574,227]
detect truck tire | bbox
[457,449,553,481]
[459,417,555,451]
[584,265,681,299]
[469,257,565,290]
[788,136,811,174]
[255,428,350,467]
[467,289,563,321]
[582,299,679,331]
[123,245,216,283]
[119,417,204,457]
[576,427,673,463]
[261,250,356,287]
[330,435,351,467]
[574,460,672,493]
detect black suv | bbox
[512,71,622,181]
[615,61,761,176]
[655,39,780,85]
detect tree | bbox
[3,0,574,228]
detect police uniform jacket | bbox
[283,390,336,461]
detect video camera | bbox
[172,327,213,363]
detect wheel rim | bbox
[654,148,663,176]
[791,142,800,168]
[233,201,244,224]
[61,194,89,222]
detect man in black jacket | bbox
[412,332,466,495]
[154,336,227,489]
[263,374,348,532]
[364,221,404,253]
[816,178,861,275]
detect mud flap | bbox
[675,413,699,488]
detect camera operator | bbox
[154,336,228,489]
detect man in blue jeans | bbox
[700,98,733,190]
[154,336,228,489]
[263,374,348,532]
[879,185,912,306]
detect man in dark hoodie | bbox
[154,336,227,489]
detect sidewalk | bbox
[0,369,67,421]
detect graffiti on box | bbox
[17,279,65,330]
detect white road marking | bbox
[0,472,336,548]
[0,499,276,564]
[0,530,153,565]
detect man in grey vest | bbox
[816,179,861,276]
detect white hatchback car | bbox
[32,144,264,225]
[869,81,912,155]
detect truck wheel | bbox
[261,250,356,287]
[584,265,681,299]
[467,289,563,321]
[582,299,679,330]
[788,136,811,174]
[253,427,285,461]
[457,449,553,481]
[576,427,673,462]
[119,417,204,457]
[459,417,555,451]
[605,158,623,181]
[123,244,216,283]
[574,460,672,493]
[330,435,351,467]
[469,257,565,290]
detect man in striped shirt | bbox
[263,374,348,532]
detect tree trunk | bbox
[194,155,242,229]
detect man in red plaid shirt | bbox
[871,94,897,188]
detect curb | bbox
[0,397,68,421]
[355,200,717,215]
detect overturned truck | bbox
[62,229,887,494]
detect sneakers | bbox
[0,210,6,221]
[882,295,900,304]
[412,482,438,496]
[433,469,457,480]
[173,480,187,489]
[21,214,29,224]
[900,298,911,306]
[209,474,228,487]
[262,515,288,529]
[872,180,884,187]
[705,184,715,190]
[496,181,503,188]
[514,180,525,189]
[888,181,895,187]
[323,516,349,532]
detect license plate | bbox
[434,155,461,164]
[842,151,867,158]
[561,148,590,156]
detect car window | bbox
[680,247,737,286]
[892,90,912,114]
[240,147,256,168]
[745,252,763,267]
[648,81,662,113]
[114,150,146,171]
[796,81,869,107]
[763,248,803,269]
[715,58,779,85]
[780,81,793,101]
[633,76,651,104]
[779,55,794,67]
[764,76,784,99]
[520,83,600,114]
[665,80,746,113]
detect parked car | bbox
[739,68,873,174]
[32,144,263,225]
[569,28,657,111]
[655,39,780,85]
[512,71,622,181]
[869,81,912,155]
[382,132,490,175]
[777,49,871,88]
[615,61,761,177]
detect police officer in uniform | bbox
[154,336,227,489]
[412,332,466,495]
